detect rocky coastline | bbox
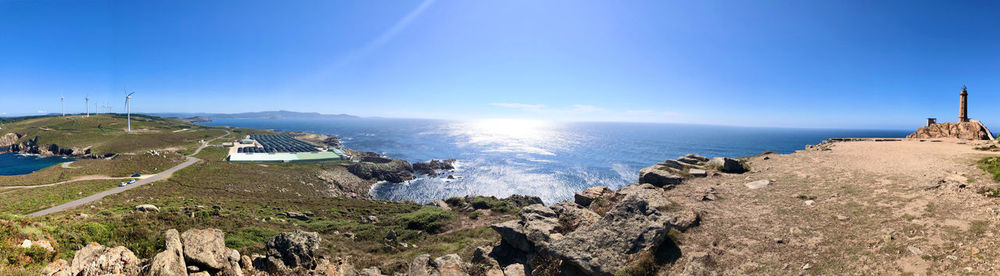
[33,152,745,276]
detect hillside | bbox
[151,110,359,121]
[0,114,229,156]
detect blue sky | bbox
[2,0,1000,129]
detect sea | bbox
[0,153,73,176]
[200,118,910,204]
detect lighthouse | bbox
[959,85,969,123]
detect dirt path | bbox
[26,130,229,217]
[662,139,1000,275]
[61,161,78,169]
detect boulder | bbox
[503,264,526,276]
[677,156,701,165]
[708,157,744,173]
[550,201,601,233]
[284,211,308,220]
[69,242,142,276]
[472,246,500,268]
[548,184,689,275]
[574,186,614,207]
[360,266,384,276]
[181,229,242,275]
[433,200,452,211]
[412,159,456,176]
[638,166,683,187]
[745,180,771,190]
[409,254,433,276]
[490,204,561,253]
[266,230,322,270]
[135,204,160,212]
[40,259,70,276]
[685,154,709,162]
[503,194,544,207]
[688,169,708,177]
[148,229,187,276]
[433,254,469,276]
[659,159,685,170]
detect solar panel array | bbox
[245,134,319,153]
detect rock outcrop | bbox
[412,159,456,176]
[574,186,613,207]
[148,229,186,276]
[264,230,321,271]
[181,229,242,276]
[638,166,683,187]
[907,121,994,140]
[347,159,416,183]
[68,242,142,276]
[708,157,745,173]
[0,132,19,151]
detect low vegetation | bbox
[0,180,120,214]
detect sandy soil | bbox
[663,139,1000,275]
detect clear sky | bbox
[2,0,1000,129]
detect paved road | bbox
[26,130,229,217]
[27,156,201,217]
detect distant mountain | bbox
[148,110,359,120]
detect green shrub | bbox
[396,207,455,234]
[225,227,280,252]
[980,156,1000,181]
[76,222,113,244]
[468,196,517,213]
[444,197,463,206]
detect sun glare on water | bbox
[450,119,570,156]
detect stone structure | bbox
[960,85,969,123]
[907,85,995,140]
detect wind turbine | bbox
[125,91,135,132]
[60,95,65,117]
[85,95,90,117]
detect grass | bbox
[978,156,1000,182]
[0,151,186,186]
[0,179,120,215]
[2,114,227,156]
[0,115,512,274]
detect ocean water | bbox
[201,118,909,204]
[0,153,73,176]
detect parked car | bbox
[119,182,127,187]
[128,179,136,184]
[131,173,141,177]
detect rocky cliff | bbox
[0,132,20,151]
[907,121,995,140]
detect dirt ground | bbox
[663,139,1000,275]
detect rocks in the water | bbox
[412,159,456,176]
[708,157,745,173]
[639,166,683,187]
[688,169,708,177]
[547,184,687,275]
[69,242,142,276]
[135,204,160,212]
[265,230,321,270]
[574,186,614,207]
[745,180,772,189]
[347,159,415,183]
[148,229,187,276]
[181,229,242,275]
